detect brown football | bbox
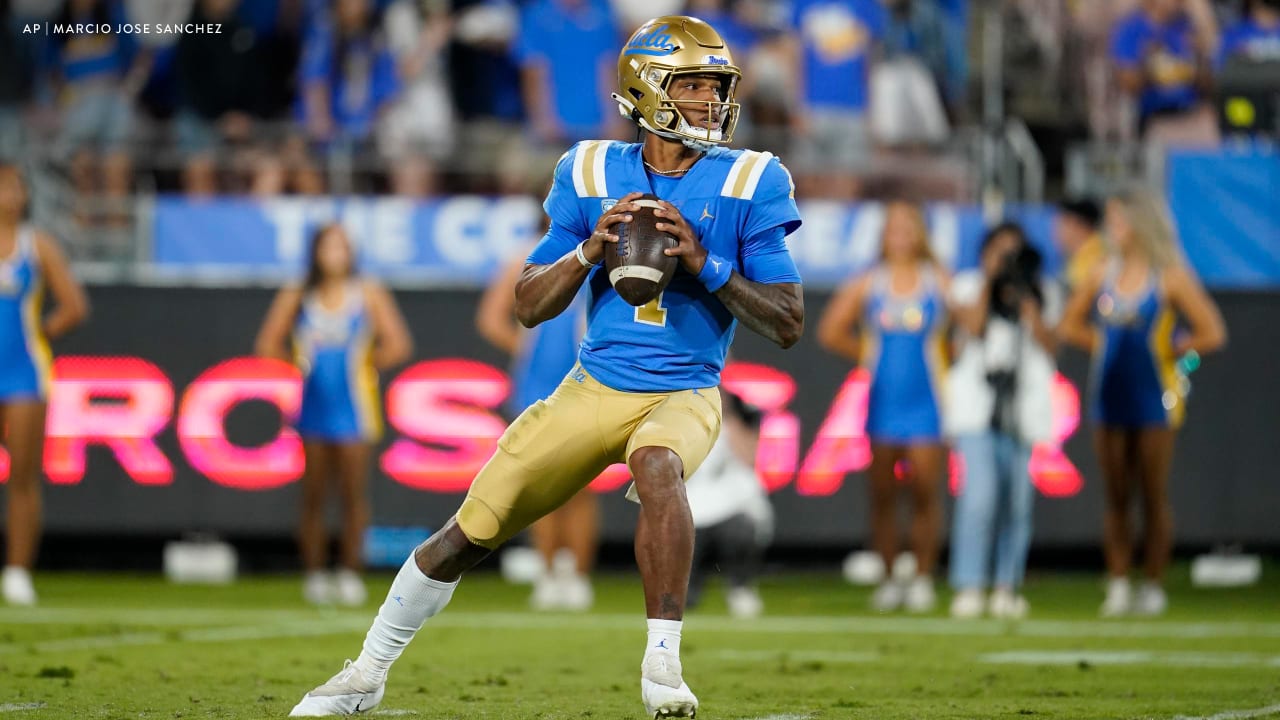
[604,194,679,306]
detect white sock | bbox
[354,552,457,684]
[645,618,682,657]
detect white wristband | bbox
[575,240,598,268]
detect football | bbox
[605,194,679,306]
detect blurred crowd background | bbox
[1,0,1277,260]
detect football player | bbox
[291,16,803,718]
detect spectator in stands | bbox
[878,0,961,121]
[514,0,619,146]
[685,390,772,620]
[817,202,950,614]
[175,0,271,196]
[294,0,401,193]
[0,0,34,160]
[1219,0,1280,63]
[1056,198,1105,290]
[946,221,1060,620]
[685,0,770,147]
[236,0,307,121]
[934,0,968,115]
[126,0,195,126]
[448,0,525,192]
[46,0,152,223]
[377,0,454,197]
[788,0,885,199]
[609,0,681,34]
[1111,0,1221,145]
[721,0,794,156]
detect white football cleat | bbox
[2,566,36,606]
[289,660,385,717]
[641,652,698,718]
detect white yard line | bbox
[0,618,373,655]
[0,704,45,713]
[980,650,1280,668]
[5,610,1280,656]
[714,649,878,663]
[1171,703,1280,720]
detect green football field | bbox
[1,565,1278,719]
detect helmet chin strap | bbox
[613,93,721,152]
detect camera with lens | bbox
[988,243,1044,321]
[984,243,1044,434]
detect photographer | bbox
[946,222,1060,619]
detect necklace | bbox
[643,153,703,177]
[643,160,689,176]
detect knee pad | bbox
[456,496,506,550]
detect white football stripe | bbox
[632,199,663,210]
[610,266,667,284]
[571,143,589,197]
[720,151,754,196]
[740,151,774,199]
[591,140,610,197]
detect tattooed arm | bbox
[713,276,804,348]
[655,201,804,348]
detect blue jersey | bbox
[861,265,946,443]
[1110,10,1200,121]
[293,281,382,442]
[509,290,586,415]
[0,226,52,402]
[527,140,803,393]
[1092,263,1181,429]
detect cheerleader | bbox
[1059,189,1226,616]
[0,162,89,606]
[256,223,412,606]
[818,201,949,613]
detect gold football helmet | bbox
[612,15,742,150]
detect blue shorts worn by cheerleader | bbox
[0,225,52,402]
[861,265,946,444]
[293,281,382,442]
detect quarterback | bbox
[290,15,804,719]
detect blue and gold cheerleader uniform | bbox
[862,265,947,444]
[508,291,587,417]
[1092,262,1182,429]
[293,281,382,442]
[0,225,52,402]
